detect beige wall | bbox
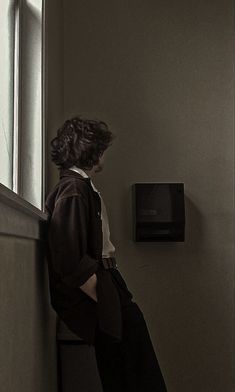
[60,0,234,391]
[0,233,57,392]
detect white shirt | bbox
[69,165,116,258]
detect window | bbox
[0,0,15,190]
[0,0,45,211]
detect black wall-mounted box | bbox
[132,183,185,242]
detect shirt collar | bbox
[69,165,89,178]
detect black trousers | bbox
[94,268,167,392]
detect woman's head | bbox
[50,116,115,170]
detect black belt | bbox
[100,257,118,270]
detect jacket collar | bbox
[68,166,101,194]
[59,169,102,198]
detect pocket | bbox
[78,279,98,304]
[96,269,115,297]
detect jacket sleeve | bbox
[48,194,99,288]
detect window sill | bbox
[0,183,48,240]
[0,183,48,221]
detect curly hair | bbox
[50,116,115,170]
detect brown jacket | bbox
[45,169,122,344]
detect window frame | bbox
[0,0,47,219]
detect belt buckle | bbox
[101,257,117,270]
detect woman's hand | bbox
[80,273,98,302]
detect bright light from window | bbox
[0,0,15,189]
[20,0,43,209]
